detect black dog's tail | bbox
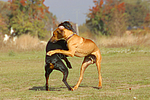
[62,57,72,69]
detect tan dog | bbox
[47,25,102,90]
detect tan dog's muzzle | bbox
[50,26,65,43]
[50,37,57,43]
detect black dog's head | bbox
[46,40,68,53]
[45,40,68,63]
[58,21,76,33]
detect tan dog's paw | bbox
[47,51,54,56]
[72,86,78,90]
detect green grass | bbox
[0,48,150,100]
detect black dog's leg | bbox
[63,57,72,69]
[45,64,53,91]
[62,69,73,91]
[56,61,73,91]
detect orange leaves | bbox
[99,0,103,7]
[93,0,97,3]
[90,0,103,12]
[89,0,126,19]
[86,0,127,35]
[42,0,45,3]
[8,0,11,2]
[8,0,15,3]
[43,4,50,14]
[37,7,44,14]
[88,0,104,18]
[20,0,27,6]
[45,6,50,13]
[145,13,150,23]
[116,2,125,13]
[102,0,126,16]
[8,0,50,21]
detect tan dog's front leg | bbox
[47,49,75,57]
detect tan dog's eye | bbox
[57,30,61,34]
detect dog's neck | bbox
[63,30,75,41]
[66,34,75,41]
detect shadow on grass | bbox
[29,86,73,91]
[29,85,101,91]
[79,86,102,90]
[29,86,46,91]
[92,86,102,90]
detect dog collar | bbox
[66,34,75,41]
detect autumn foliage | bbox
[0,0,56,39]
[145,13,150,25]
[86,0,150,36]
[8,0,49,18]
[86,0,127,36]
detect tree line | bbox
[0,0,57,39]
[0,0,150,38]
[86,0,150,36]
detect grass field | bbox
[0,47,150,100]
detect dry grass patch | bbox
[16,34,40,50]
[1,33,150,53]
[96,35,150,48]
[0,34,46,52]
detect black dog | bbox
[45,40,73,91]
[58,21,76,33]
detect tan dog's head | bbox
[50,26,65,43]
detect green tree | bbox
[8,0,56,39]
[86,0,127,36]
[120,0,150,27]
[86,0,104,35]
[0,1,10,34]
[125,2,148,27]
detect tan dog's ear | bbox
[58,26,64,30]
[58,26,65,36]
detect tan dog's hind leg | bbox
[73,57,93,90]
[94,50,102,89]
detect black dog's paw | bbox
[67,64,72,69]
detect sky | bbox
[1,0,95,25]
[44,0,95,25]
